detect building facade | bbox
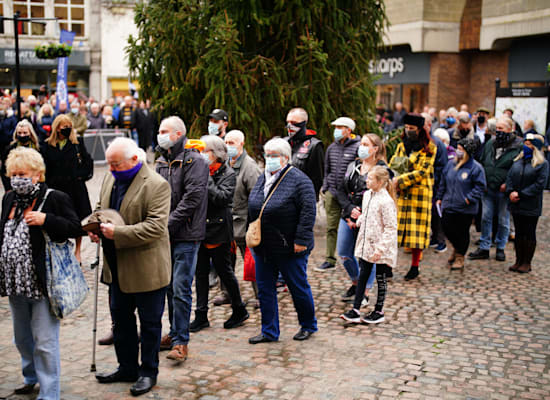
[376,0,550,115]
[0,0,137,100]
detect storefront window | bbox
[55,0,85,37]
[14,0,47,36]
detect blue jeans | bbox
[480,189,510,251]
[167,241,200,345]
[9,296,60,400]
[336,218,375,289]
[253,252,317,340]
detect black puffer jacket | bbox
[205,163,236,244]
[285,129,324,200]
[505,158,549,216]
[156,137,209,242]
[0,185,82,297]
[322,136,360,197]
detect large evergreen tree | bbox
[127,0,388,148]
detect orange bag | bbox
[243,247,256,282]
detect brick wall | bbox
[459,0,481,50]
[468,51,508,113]
[428,53,471,111]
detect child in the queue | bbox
[340,165,398,324]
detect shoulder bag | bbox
[246,166,293,248]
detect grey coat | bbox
[230,150,262,241]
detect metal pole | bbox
[90,241,101,372]
[13,11,21,121]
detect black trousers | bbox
[196,242,244,312]
[110,282,167,378]
[512,214,539,242]
[442,212,474,255]
[354,260,390,313]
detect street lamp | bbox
[3,11,59,121]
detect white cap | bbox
[331,117,356,131]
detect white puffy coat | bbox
[354,188,398,268]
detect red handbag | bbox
[243,247,256,282]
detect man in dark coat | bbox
[134,100,155,151]
[284,107,324,201]
[317,116,359,272]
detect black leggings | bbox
[354,260,390,313]
[442,212,474,255]
[512,214,539,242]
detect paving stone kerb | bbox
[1,165,549,400]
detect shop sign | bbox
[371,45,430,85]
[369,57,405,78]
[4,49,56,66]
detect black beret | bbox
[457,137,479,156]
[403,114,425,129]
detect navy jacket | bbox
[0,115,17,147]
[248,165,316,259]
[505,158,549,217]
[437,157,486,215]
[322,136,360,197]
[432,136,449,190]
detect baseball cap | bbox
[331,117,356,131]
[208,109,229,122]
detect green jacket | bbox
[480,136,522,191]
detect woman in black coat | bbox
[505,133,549,273]
[0,147,82,398]
[191,135,248,332]
[41,114,93,263]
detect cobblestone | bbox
[1,166,550,399]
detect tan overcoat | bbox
[99,164,171,293]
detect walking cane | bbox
[90,241,101,372]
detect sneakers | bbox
[434,242,447,253]
[315,261,335,272]
[341,285,356,302]
[429,240,439,248]
[404,266,419,281]
[166,344,188,361]
[495,248,506,262]
[159,334,172,351]
[468,248,489,260]
[386,269,393,280]
[361,311,385,324]
[340,308,361,323]
[223,305,249,329]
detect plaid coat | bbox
[390,141,436,249]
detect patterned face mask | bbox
[11,176,38,196]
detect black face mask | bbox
[477,115,486,124]
[459,128,470,138]
[405,129,419,141]
[59,127,72,138]
[495,130,510,147]
[17,135,31,144]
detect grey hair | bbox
[264,138,291,162]
[201,135,228,162]
[161,116,187,136]
[446,107,458,117]
[487,117,497,135]
[107,137,141,160]
[288,107,308,123]
[497,115,514,131]
[226,129,245,144]
[433,128,450,145]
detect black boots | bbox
[189,311,210,332]
[224,304,249,329]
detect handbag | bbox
[246,166,293,248]
[243,247,256,282]
[39,189,89,319]
[76,140,94,181]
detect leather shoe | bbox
[248,334,276,344]
[130,376,156,396]
[98,330,114,346]
[96,369,138,384]
[293,329,314,341]
[14,383,35,394]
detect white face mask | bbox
[157,133,174,150]
[208,122,220,136]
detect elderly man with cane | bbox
[89,137,171,397]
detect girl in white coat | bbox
[340,166,397,324]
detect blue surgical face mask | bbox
[333,128,344,142]
[358,145,370,160]
[227,145,239,159]
[71,107,79,115]
[446,117,456,126]
[265,156,282,173]
[523,145,533,160]
[208,122,220,136]
[201,152,213,165]
[157,133,174,150]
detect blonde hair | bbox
[497,115,514,132]
[454,144,470,171]
[369,165,396,204]
[514,134,546,168]
[6,147,46,182]
[364,133,387,163]
[46,114,79,146]
[37,103,53,123]
[12,120,39,148]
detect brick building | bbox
[375,0,550,119]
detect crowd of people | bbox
[0,90,548,398]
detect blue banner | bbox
[55,29,76,112]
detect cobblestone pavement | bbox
[1,165,550,399]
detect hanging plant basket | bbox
[34,43,72,59]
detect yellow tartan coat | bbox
[390,141,436,249]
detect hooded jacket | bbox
[322,135,360,198]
